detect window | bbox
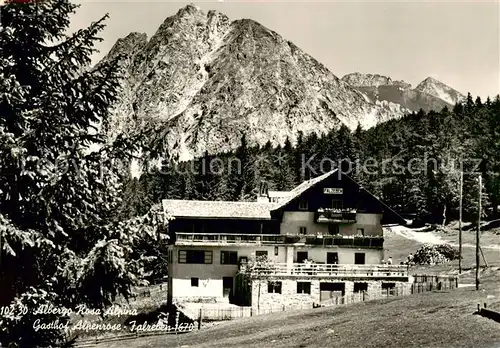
[191,278,199,287]
[297,282,311,294]
[356,228,365,236]
[221,251,238,265]
[354,253,365,265]
[297,251,308,263]
[267,281,282,294]
[354,282,368,293]
[299,226,307,235]
[256,250,268,259]
[274,246,279,256]
[382,282,396,290]
[327,252,339,264]
[328,224,339,235]
[332,200,343,210]
[298,199,308,210]
[178,250,213,264]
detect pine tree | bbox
[229,135,257,201]
[0,2,155,346]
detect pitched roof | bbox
[162,199,277,220]
[271,169,338,211]
[267,190,292,198]
[270,169,407,225]
[162,169,407,225]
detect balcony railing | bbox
[315,208,357,223]
[304,235,383,248]
[247,263,408,278]
[175,233,286,245]
[174,233,383,248]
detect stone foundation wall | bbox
[173,296,221,304]
[251,279,316,309]
[250,277,413,309]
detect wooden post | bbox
[198,308,202,330]
[479,246,489,267]
[459,170,463,274]
[476,175,481,291]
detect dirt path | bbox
[385,225,500,250]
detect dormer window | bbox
[298,199,308,210]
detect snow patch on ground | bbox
[385,225,500,250]
[386,225,446,244]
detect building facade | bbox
[164,170,410,308]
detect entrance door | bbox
[222,277,234,300]
[327,252,339,264]
[297,251,308,263]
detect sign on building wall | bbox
[323,188,343,194]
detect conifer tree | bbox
[0,2,156,346]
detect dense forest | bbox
[120,94,500,226]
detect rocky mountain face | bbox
[341,73,463,113]
[102,4,408,161]
[415,77,464,106]
[342,72,411,89]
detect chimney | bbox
[257,181,269,203]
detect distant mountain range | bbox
[342,73,464,113]
[101,4,465,160]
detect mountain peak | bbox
[419,76,441,84]
[415,77,464,105]
[102,5,408,160]
[177,3,202,16]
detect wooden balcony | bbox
[304,235,384,248]
[174,233,383,248]
[315,208,357,223]
[247,263,408,279]
[174,233,286,245]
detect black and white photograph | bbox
[0,0,499,347]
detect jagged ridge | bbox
[102,4,407,160]
[342,73,463,112]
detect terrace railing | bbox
[175,233,286,244]
[174,233,383,248]
[248,263,408,278]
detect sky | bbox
[70,0,500,99]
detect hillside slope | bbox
[93,269,500,348]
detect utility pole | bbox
[459,170,463,274]
[476,174,481,291]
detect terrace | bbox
[174,233,384,248]
[247,263,409,279]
